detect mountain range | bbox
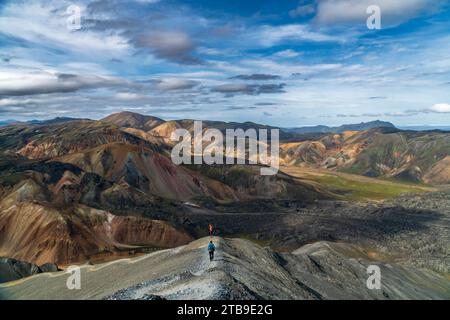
[99,112,450,185]
[283,120,396,134]
[1,114,396,134]
[0,111,449,299]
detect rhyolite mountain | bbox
[100,112,449,184]
[102,111,165,131]
[0,111,449,276]
[0,115,327,265]
[102,111,395,135]
[280,127,450,184]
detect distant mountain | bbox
[100,112,295,142]
[0,120,17,127]
[101,111,164,131]
[27,117,88,125]
[283,120,396,134]
[399,125,450,132]
[0,117,86,127]
[280,128,450,184]
[149,118,288,143]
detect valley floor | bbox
[181,190,450,273]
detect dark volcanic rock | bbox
[0,258,60,283]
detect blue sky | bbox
[0,0,450,126]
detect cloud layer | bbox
[0,71,125,96]
[0,0,449,126]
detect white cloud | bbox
[156,78,199,90]
[240,58,343,77]
[114,92,146,100]
[430,103,450,113]
[254,24,341,47]
[315,0,440,26]
[0,70,126,96]
[0,98,35,106]
[274,50,301,58]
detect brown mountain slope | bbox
[149,121,185,145]
[0,155,195,265]
[149,118,287,144]
[281,128,450,184]
[423,156,450,185]
[0,153,180,215]
[0,200,192,265]
[0,120,159,159]
[121,127,168,148]
[54,142,239,202]
[101,111,165,131]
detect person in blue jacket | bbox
[207,240,216,261]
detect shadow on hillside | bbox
[175,202,445,249]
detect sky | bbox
[0,0,450,127]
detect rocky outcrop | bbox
[0,258,59,283]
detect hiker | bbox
[208,223,214,236]
[208,240,216,261]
